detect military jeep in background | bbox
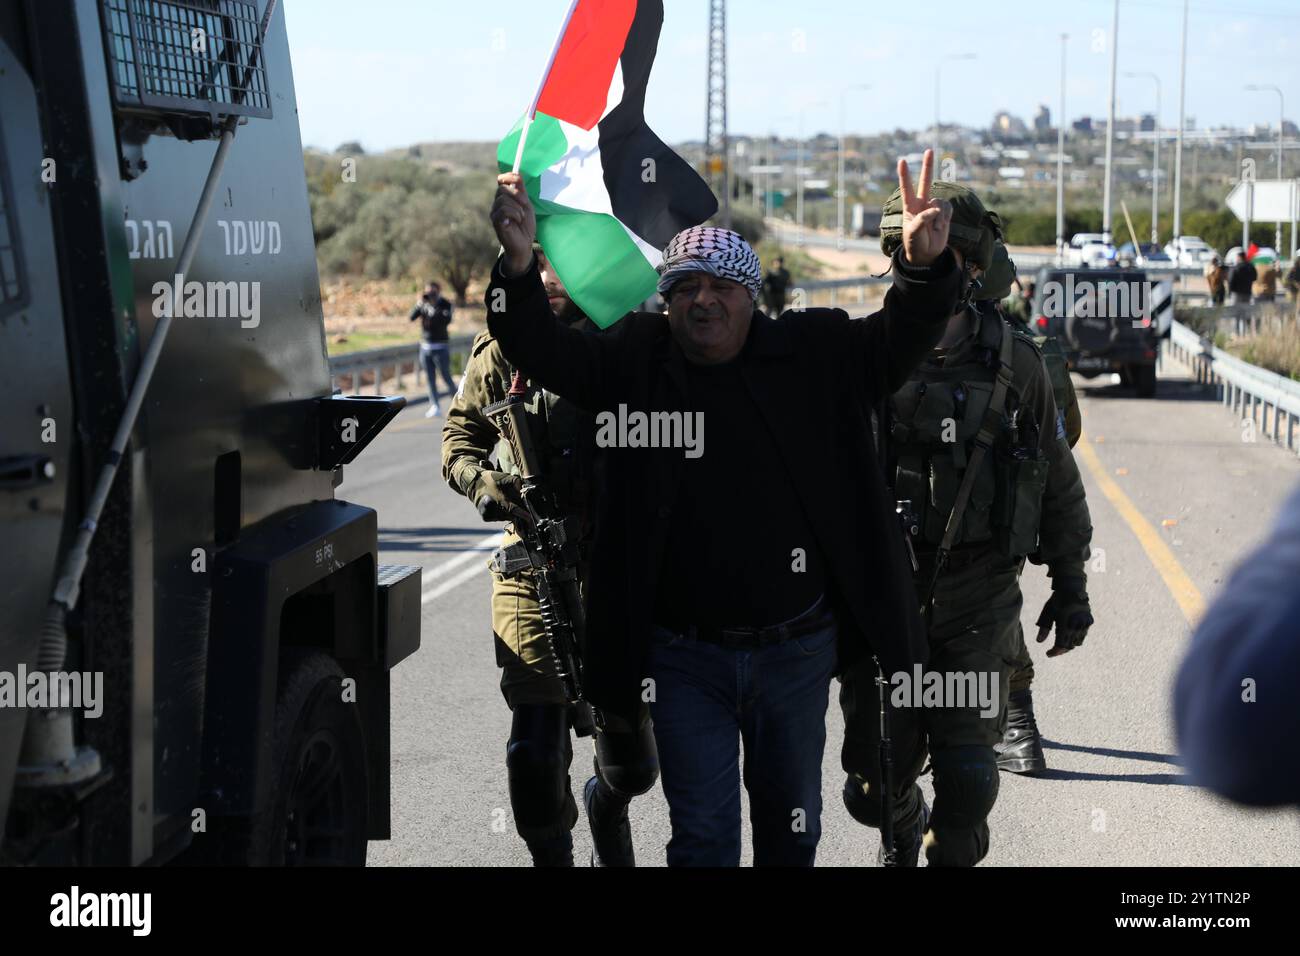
[1,0,419,865]
[1031,267,1172,399]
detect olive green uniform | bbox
[442,329,598,708]
[1000,306,1082,694]
[981,238,1086,703]
[841,304,1092,865]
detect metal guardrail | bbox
[1165,318,1300,455]
[328,334,475,396]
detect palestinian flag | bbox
[498,0,717,327]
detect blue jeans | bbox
[646,616,838,866]
[420,343,455,405]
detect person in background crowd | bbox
[1204,255,1226,306]
[411,280,457,417]
[763,256,792,317]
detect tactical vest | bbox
[888,310,1050,558]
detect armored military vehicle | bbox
[1031,267,1170,398]
[1,0,420,865]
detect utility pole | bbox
[705,0,730,228]
[1101,0,1120,246]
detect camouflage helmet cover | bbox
[879,180,1004,272]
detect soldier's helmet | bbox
[978,241,1018,302]
[880,180,1004,273]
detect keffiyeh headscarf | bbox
[656,227,763,302]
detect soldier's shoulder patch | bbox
[1056,411,1067,441]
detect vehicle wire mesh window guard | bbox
[0,122,28,322]
[103,0,272,121]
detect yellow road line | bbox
[1074,429,1206,624]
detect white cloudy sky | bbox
[284,0,1300,150]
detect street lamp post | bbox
[1172,0,1189,260]
[1125,71,1162,247]
[838,84,871,251]
[934,53,976,162]
[1245,84,1285,254]
[1057,34,1068,265]
[1101,0,1120,246]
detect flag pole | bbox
[512,0,581,173]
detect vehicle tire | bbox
[1135,363,1157,398]
[249,650,370,866]
[1119,365,1134,388]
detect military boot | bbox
[583,776,635,867]
[996,688,1047,775]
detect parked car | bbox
[1117,242,1173,265]
[1165,235,1217,267]
[1066,232,1108,266]
[1080,240,1117,269]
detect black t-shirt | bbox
[654,358,827,629]
[411,296,453,343]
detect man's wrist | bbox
[1049,573,1087,595]
[894,246,955,276]
[501,251,536,280]
[453,460,487,499]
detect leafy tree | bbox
[410,186,500,304]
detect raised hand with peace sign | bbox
[896,149,953,268]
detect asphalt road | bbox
[352,350,1300,867]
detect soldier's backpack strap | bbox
[919,319,1015,617]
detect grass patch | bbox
[326,331,419,356]
[754,242,826,283]
[1227,323,1300,381]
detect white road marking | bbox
[421,532,502,603]
[423,561,491,604]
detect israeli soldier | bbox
[839,183,1094,866]
[980,242,1085,774]
[441,245,658,866]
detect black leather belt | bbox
[665,595,834,650]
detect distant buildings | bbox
[1034,105,1052,134]
[1072,117,1093,134]
[992,110,1029,140]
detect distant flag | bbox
[498,0,718,327]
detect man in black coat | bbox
[1228,254,1257,306]
[486,151,959,866]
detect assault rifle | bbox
[481,372,593,736]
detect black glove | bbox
[1035,576,1092,656]
[469,470,528,524]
